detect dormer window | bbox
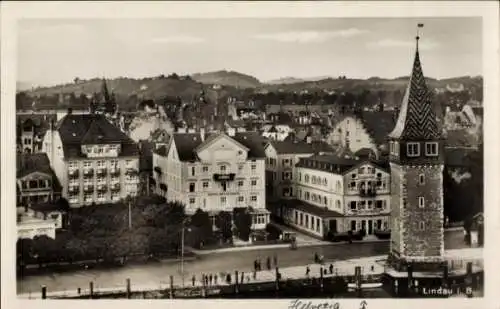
[425,142,438,156]
[406,142,420,157]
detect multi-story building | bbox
[152,127,270,230]
[264,139,334,202]
[273,154,391,239]
[42,112,140,207]
[17,114,58,154]
[17,153,62,206]
[386,36,445,271]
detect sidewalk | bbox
[188,238,389,255]
[18,247,483,299]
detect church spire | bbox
[388,24,441,140]
[101,78,110,103]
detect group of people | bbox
[305,263,336,277]
[253,255,278,272]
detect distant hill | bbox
[16,81,37,92]
[266,76,332,85]
[24,76,206,101]
[191,70,262,89]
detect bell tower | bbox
[387,25,445,272]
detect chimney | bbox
[200,128,205,142]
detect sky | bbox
[17,18,482,87]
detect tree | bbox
[32,235,57,267]
[233,207,252,242]
[216,211,233,242]
[189,209,214,248]
[17,238,34,266]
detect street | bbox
[17,230,467,294]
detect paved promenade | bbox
[18,247,482,299]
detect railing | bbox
[83,169,94,176]
[359,189,377,197]
[110,168,120,176]
[110,184,121,191]
[83,186,94,193]
[97,185,108,192]
[68,170,79,178]
[126,169,138,176]
[96,168,107,176]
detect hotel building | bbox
[274,154,391,239]
[42,112,140,207]
[152,127,270,229]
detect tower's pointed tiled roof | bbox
[389,36,442,140]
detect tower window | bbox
[419,174,425,185]
[425,142,439,156]
[407,142,420,157]
[189,183,195,192]
[418,197,425,208]
[419,221,425,231]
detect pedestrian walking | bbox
[226,273,232,284]
[257,260,261,271]
[246,275,250,283]
[205,275,209,286]
[266,257,271,270]
[192,275,196,287]
[253,260,258,272]
[253,270,257,280]
[209,274,213,285]
[241,271,244,283]
[273,254,278,267]
[214,274,218,285]
[314,252,319,263]
[371,265,375,272]
[306,266,310,277]
[329,264,334,274]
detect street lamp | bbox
[180,217,191,287]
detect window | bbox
[299,213,303,225]
[323,196,327,205]
[236,180,243,187]
[305,215,309,228]
[251,164,256,171]
[351,220,356,231]
[96,192,104,199]
[419,197,425,208]
[238,196,244,202]
[295,211,298,224]
[220,196,226,204]
[21,181,27,189]
[191,166,196,176]
[203,182,209,188]
[251,180,257,186]
[29,180,38,188]
[367,201,373,209]
[202,166,209,172]
[359,167,365,174]
[189,183,195,192]
[323,178,327,186]
[238,164,244,171]
[251,195,257,202]
[350,201,357,210]
[84,161,92,168]
[336,200,341,209]
[304,175,310,183]
[425,142,438,156]
[316,218,320,232]
[419,221,425,231]
[97,160,105,167]
[407,142,420,157]
[311,218,315,230]
[376,200,383,209]
[352,173,356,179]
[69,161,78,169]
[220,165,226,172]
[419,174,425,185]
[305,192,310,200]
[189,198,196,204]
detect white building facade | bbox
[274,155,391,239]
[43,113,140,207]
[153,128,270,230]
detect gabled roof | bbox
[231,132,267,159]
[17,153,62,192]
[267,140,316,155]
[172,133,205,161]
[358,111,396,145]
[389,38,442,140]
[57,114,139,159]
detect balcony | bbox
[110,183,121,191]
[125,168,138,176]
[97,184,108,192]
[68,186,80,194]
[110,168,120,176]
[96,168,107,176]
[83,168,94,176]
[359,188,377,197]
[83,185,94,193]
[68,169,79,178]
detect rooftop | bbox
[282,199,344,219]
[56,113,139,159]
[296,154,389,175]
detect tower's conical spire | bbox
[389,24,441,140]
[101,78,110,102]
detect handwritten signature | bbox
[288,299,368,309]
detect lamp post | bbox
[180,217,191,287]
